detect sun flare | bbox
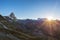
[46,16,54,21]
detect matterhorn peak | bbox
[9,12,16,21]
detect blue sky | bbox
[0,0,60,19]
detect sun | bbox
[46,16,53,21]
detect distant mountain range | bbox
[0,13,60,40]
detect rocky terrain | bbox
[0,13,60,40]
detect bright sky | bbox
[0,0,60,19]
